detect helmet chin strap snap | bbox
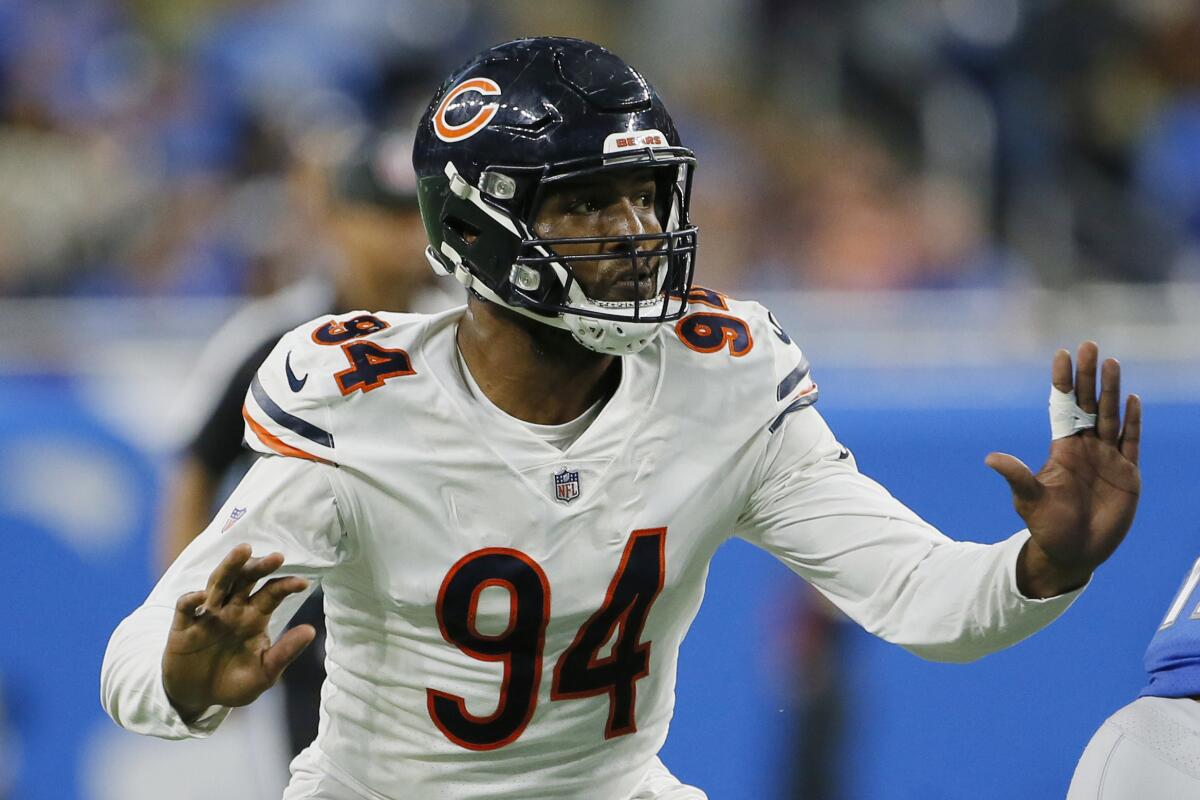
[436,242,476,289]
[509,265,541,291]
[425,246,452,277]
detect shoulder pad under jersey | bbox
[667,287,817,433]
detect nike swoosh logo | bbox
[285,352,308,392]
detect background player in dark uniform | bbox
[158,127,451,758]
[1068,555,1200,798]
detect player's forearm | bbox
[1015,537,1093,599]
[871,530,1084,663]
[743,416,1085,663]
[100,605,230,739]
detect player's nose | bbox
[600,198,657,253]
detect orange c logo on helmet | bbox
[433,78,502,143]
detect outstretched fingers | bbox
[261,624,316,683]
[1074,341,1099,414]
[1051,348,1073,393]
[228,552,286,603]
[172,590,208,630]
[204,544,254,611]
[1096,358,1122,444]
[249,576,311,616]
[1120,394,1142,465]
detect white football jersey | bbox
[102,289,1082,799]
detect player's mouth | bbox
[608,268,657,301]
[602,249,664,302]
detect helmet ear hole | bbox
[445,216,481,247]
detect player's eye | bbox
[566,197,600,214]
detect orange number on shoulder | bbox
[310,315,415,394]
[675,312,753,357]
[674,287,753,356]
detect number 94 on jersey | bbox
[427,528,666,751]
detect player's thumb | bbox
[262,624,316,683]
[985,452,1042,503]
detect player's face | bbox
[532,168,663,303]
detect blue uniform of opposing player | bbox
[1068,558,1200,798]
[1142,558,1200,698]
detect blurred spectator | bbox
[1132,5,1200,277]
[5,0,1200,297]
[777,588,850,800]
[739,0,1193,287]
[0,110,151,294]
[0,0,484,298]
[159,118,457,759]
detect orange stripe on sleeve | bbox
[242,405,334,465]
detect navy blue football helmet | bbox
[413,37,698,354]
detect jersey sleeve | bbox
[757,305,819,433]
[241,316,349,466]
[100,454,350,739]
[735,395,1084,663]
[701,296,817,434]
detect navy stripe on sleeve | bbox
[250,375,335,449]
[775,358,811,401]
[768,390,819,434]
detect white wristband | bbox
[1049,386,1096,440]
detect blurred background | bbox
[2,0,1199,798]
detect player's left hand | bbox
[986,341,1141,598]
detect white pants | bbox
[1067,695,1200,799]
[283,752,707,800]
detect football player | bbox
[1067,558,1200,798]
[102,37,1142,799]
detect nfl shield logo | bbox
[553,469,581,503]
[221,507,247,533]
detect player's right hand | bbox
[162,543,315,723]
